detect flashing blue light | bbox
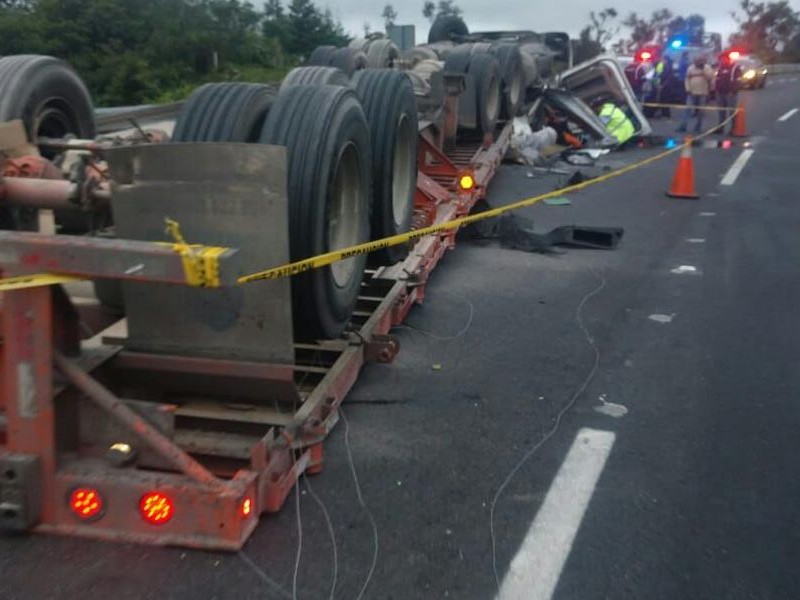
[670,39,683,49]
[665,138,678,149]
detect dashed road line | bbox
[497,428,615,600]
[671,265,701,275]
[721,149,755,186]
[778,108,798,122]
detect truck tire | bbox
[427,15,469,44]
[348,38,370,51]
[403,46,439,65]
[351,70,418,264]
[366,39,400,69]
[329,48,368,76]
[0,55,95,143]
[99,82,276,312]
[470,42,493,55]
[307,45,337,66]
[469,52,501,134]
[172,82,276,143]
[443,44,473,74]
[0,55,95,233]
[260,85,372,340]
[280,66,349,90]
[492,44,524,118]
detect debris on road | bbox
[543,196,572,206]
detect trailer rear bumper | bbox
[36,464,258,550]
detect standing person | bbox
[677,56,715,134]
[678,52,691,81]
[655,56,675,118]
[625,60,650,104]
[677,52,691,104]
[715,52,743,135]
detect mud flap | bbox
[106,143,294,365]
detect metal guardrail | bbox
[95,102,184,133]
[768,63,800,74]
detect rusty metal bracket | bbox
[442,73,466,151]
[364,334,400,364]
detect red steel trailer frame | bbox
[0,120,511,549]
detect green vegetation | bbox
[0,0,349,106]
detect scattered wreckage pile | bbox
[305,17,652,166]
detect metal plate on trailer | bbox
[106,143,294,365]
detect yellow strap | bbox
[163,218,226,288]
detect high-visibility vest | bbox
[598,103,636,144]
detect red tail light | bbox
[639,51,652,62]
[69,488,104,521]
[241,497,253,517]
[139,492,174,525]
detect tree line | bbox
[0,0,348,105]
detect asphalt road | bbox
[2,75,800,600]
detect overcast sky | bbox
[328,0,800,46]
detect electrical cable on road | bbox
[292,472,303,600]
[489,269,608,591]
[238,550,293,599]
[340,407,380,600]
[400,291,475,342]
[303,474,339,600]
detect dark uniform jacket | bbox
[716,63,744,95]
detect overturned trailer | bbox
[0,51,511,549]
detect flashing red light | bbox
[69,488,104,521]
[241,497,253,517]
[139,492,174,525]
[639,51,653,61]
[729,51,741,60]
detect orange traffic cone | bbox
[731,104,748,137]
[667,137,699,199]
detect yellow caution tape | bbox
[643,102,740,113]
[0,112,737,293]
[238,112,738,285]
[0,273,83,291]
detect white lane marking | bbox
[594,395,628,418]
[686,238,706,243]
[778,108,799,122]
[671,265,700,275]
[497,428,615,600]
[720,149,755,186]
[648,313,675,323]
[699,212,716,217]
